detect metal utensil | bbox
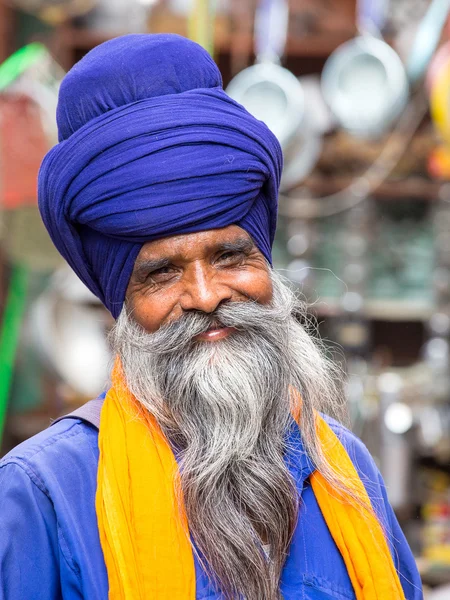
[226,0,305,150]
[321,0,410,138]
[321,34,409,138]
[406,0,450,85]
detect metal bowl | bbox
[226,61,305,149]
[321,35,409,138]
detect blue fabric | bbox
[0,410,423,599]
[38,34,282,317]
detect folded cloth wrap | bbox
[38,34,282,317]
[97,360,406,599]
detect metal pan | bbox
[321,34,409,138]
[226,61,305,150]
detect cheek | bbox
[233,270,273,304]
[130,293,178,333]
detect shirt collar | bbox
[283,416,315,487]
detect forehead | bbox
[134,225,255,263]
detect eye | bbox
[148,266,176,282]
[217,250,245,264]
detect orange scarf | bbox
[96,362,405,599]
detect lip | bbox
[194,326,236,342]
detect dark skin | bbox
[126,225,273,335]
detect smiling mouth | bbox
[194,326,236,342]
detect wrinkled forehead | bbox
[133,225,257,266]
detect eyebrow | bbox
[132,236,256,280]
[214,237,255,254]
[132,257,171,280]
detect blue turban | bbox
[38,34,282,317]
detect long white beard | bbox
[111,269,345,600]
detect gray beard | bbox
[111,269,345,600]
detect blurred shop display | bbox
[1,0,450,590]
[51,0,357,71]
[428,16,450,179]
[80,0,155,34]
[226,0,324,188]
[422,470,450,569]
[227,0,298,148]
[0,43,65,447]
[168,0,229,15]
[320,0,449,143]
[0,43,63,143]
[387,0,432,35]
[0,41,112,450]
[404,0,450,85]
[4,268,111,447]
[6,0,96,24]
[321,0,409,138]
[29,266,111,399]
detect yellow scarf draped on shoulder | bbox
[96,361,405,599]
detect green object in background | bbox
[0,42,48,92]
[0,42,62,447]
[8,269,53,414]
[0,265,29,445]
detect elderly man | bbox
[0,35,422,600]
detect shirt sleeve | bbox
[376,471,424,600]
[0,461,62,600]
[341,428,424,600]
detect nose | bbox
[179,263,233,314]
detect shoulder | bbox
[315,416,424,598]
[322,414,380,480]
[320,415,394,543]
[321,413,366,453]
[0,419,103,599]
[0,418,99,496]
[320,414,388,513]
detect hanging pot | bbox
[227,0,321,187]
[321,34,409,138]
[280,75,326,189]
[226,0,304,150]
[321,0,410,138]
[322,0,450,138]
[227,60,305,150]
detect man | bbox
[0,34,422,599]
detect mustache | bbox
[123,299,292,355]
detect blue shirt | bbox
[0,412,422,599]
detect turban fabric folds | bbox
[38,34,282,317]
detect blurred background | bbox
[0,0,449,596]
